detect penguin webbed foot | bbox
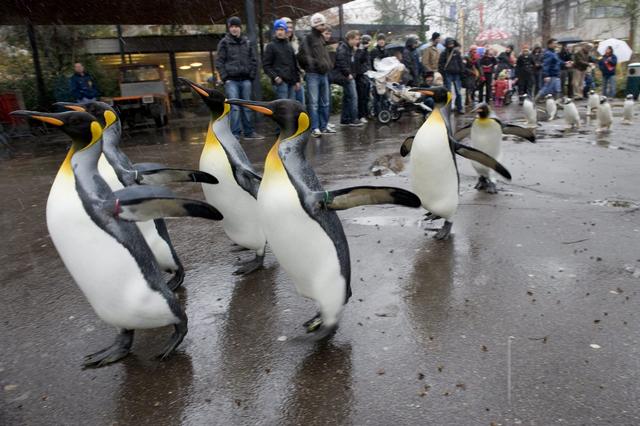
[83,329,134,368]
[474,176,488,190]
[233,254,264,275]
[166,264,185,291]
[311,324,338,341]
[230,245,251,253]
[423,212,441,222]
[434,221,453,240]
[485,180,498,194]
[303,312,323,333]
[157,321,188,360]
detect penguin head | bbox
[589,90,595,95]
[562,97,573,105]
[545,94,554,100]
[519,94,529,101]
[626,94,634,100]
[11,110,102,148]
[179,78,226,118]
[226,98,308,140]
[599,96,608,104]
[409,86,451,105]
[472,102,490,118]
[55,101,119,130]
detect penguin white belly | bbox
[410,111,458,219]
[598,104,612,128]
[200,141,265,253]
[623,101,633,122]
[97,154,177,272]
[565,104,580,127]
[588,96,599,114]
[46,174,178,330]
[524,101,537,126]
[258,174,345,321]
[546,100,557,120]
[471,120,502,180]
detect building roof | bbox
[1,0,345,25]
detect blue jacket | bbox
[70,72,99,101]
[598,54,617,77]
[542,48,564,78]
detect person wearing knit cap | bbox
[263,19,300,100]
[281,16,305,105]
[297,12,334,137]
[215,16,263,139]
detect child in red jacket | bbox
[494,70,509,107]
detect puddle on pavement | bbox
[346,215,422,227]
[589,199,639,209]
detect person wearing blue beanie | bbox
[263,18,301,101]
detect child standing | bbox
[494,70,509,107]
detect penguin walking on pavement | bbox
[56,101,217,290]
[596,96,613,132]
[225,97,421,337]
[180,78,266,275]
[453,103,535,194]
[399,87,512,239]
[587,90,600,116]
[622,94,635,124]
[545,94,557,121]
[11,110,223,367]
[562,97,581,129]
[521,94,538,127]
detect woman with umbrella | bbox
[598,46,618,98]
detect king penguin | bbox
[545,94,557,121]
[596,96,613,132]
[180,78,266,275]
[622,94,634,125]
[226,97,421,337]
[399,86,512,239]
[453,103,535,194]
[11,110,223,367]
[56,101,217,290]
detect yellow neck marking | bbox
[264,139,285,176]
[57,146,76,179]
[203,120,226,156]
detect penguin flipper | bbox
[400,136,414,157]
[234,167,262,198]
[315,186,421,210]
[452,140,512,181]
[132,163,219,185]
[502,124,536,142]
[453,124,471,140]
[111,185,223,221]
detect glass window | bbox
[121,66,162,83]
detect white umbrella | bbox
[597,38,633,62]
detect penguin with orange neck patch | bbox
[227,98,421,338]
[400,87,512,239]
[10,110,223,367]
[180,78,266,275]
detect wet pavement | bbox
[1,101,640,425]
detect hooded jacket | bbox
[215,33,257,81]
[332,41,355,85]
[298,28,333,74]
[263,36,300,84]
[438,38,463,75]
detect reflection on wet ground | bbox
[1,102,640,424]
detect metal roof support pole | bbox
[169,51,183,109]
[116,25,126,64]
[339,5,344,40]
[244,0,262,101]
[26,21,48,109]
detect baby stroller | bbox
[366,57,432,124]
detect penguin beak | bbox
[54,102,86,112]
[226,99,274,116]
[10,110,65,126]
[179,77,210,98]
[409,88,434,96]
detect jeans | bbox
[572,69,585,97]
[538,77,561,98]
[602,75,616,98]
[478,74,493,102]
[273,82,296,100]
[295,83,305,105]
[444,74,463,111]
[340,79,358,124]
[224,80,254,137]
[306,73,330,131]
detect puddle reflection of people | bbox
[115,351,194,424]
[280,342,353,424]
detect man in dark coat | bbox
[70,62,99,103]
[263,18,300,100]
[515,46,536,100]
[370,34,389,69]
[297,13,334,137]
[402,36,421,86]
[332,30,362,126]
[354,34,371,122]
[531,45,544,95]
[478,49,497,103]
[215,16,262,139]
[438,37,464,113]
[558,44,573,98]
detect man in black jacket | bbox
[297,13,334,137]
[215,16,262,139]
[354,34,371,123]
[332,30,363,126]
[263,19,300,100]
[438,37,464,113]
[402,36,420,86]
[516,46,535,100]
[370,34,388,69]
